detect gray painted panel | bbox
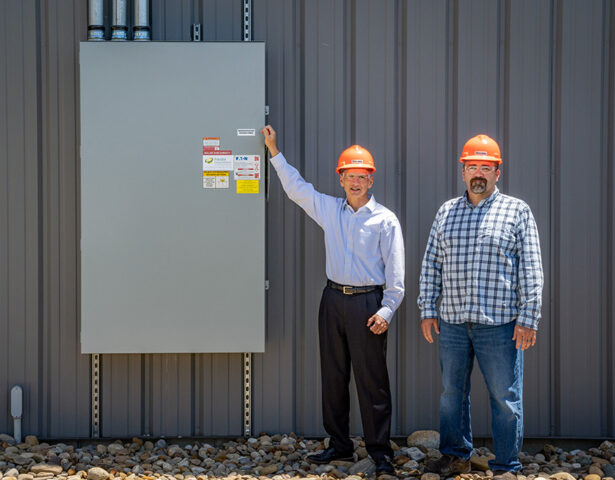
[507,0,552,437]
[400,0,450,433]
[44,0,90,438]
[557,0,604,437]
[253,0,306,435]
[455,0,501,437]
[2,0,615,439]
[0,0,10,434]
[80,42,265,354]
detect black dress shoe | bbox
[307,447,354,464]
[375,457,395,475]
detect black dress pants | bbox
[318,284,393,460]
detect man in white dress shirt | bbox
[261,126,405,475]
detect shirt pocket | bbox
[358,224,381,250]
[477,226,516,256]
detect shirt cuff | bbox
[516,315,539,330]
[420,307,438,320]
[376,306,393,324]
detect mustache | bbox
[470,177,487,193]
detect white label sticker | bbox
[203,176,216,189]
[203,150,233,171]
[203,171,229,189]
[237,128,256,136]
[234,155,260,180]
[202,137,220,148]
[216,175,229,189]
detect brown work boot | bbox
[424,454,471,476]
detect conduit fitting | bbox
[11,385,23,444]
[134,0,151,41]
[111,0,128,41]
[87,0,105,41]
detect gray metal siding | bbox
[0,0,613,439]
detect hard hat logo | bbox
[337,145,376,173]
[459,134,502,164]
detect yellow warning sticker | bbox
[236,179,259,194]
[203,171,229,189]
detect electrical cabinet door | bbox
[80,42,265,353]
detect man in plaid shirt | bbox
[418,134,543,477]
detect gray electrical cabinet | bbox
[80,42,265,353]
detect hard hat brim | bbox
[459,155,502,163]
[336,164,376,174]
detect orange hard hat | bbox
[336,145,376,173]
[459,134,502,164]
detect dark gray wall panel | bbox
[556,0,605,437]
[0,0,41,436]
[506,0,553,437]
[2,0,615,439]
[399,0,450,433]
[454,0,502,437]
[40,0,90,437]
[252,0,303,436]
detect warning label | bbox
[202,137,220,150]
[234,155,260,180]
[236,179,259,194]
[203,171,229,189]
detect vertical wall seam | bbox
[499,0,510,194]
[549,0,563,437]
[350,0,356,143]
[396,0,408,434]
[35,0,45,437]
[449,0,458,198]
[605,0,615,437]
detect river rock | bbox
[589,466,604,476]
[0,434,16,445]
[348,457,375,476]
[87,467,109,480]
[471,454,495,471]
[549,473,576,480]
[24,437,38,447]
[407,431,440,450]
[30,465,62,475]
[259,464,279,475]
[404,446,426,461]
[585,475,601,480]
[421,473,440,480]
[106,445,123,456]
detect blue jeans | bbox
[438,321,523,472]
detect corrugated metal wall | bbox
[1,0,613,439]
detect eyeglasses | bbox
[343,173,372,182]
[464,165,497,174]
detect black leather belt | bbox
[327,280,383,295]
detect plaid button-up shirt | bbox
[417,187,543,330]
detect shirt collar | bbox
[464,186,500,209]
[345,194,377,213]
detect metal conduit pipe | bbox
[134,0,151,41]
[87,0,105,41]
[111,0,128,41]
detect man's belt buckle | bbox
[342,286,353,295]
